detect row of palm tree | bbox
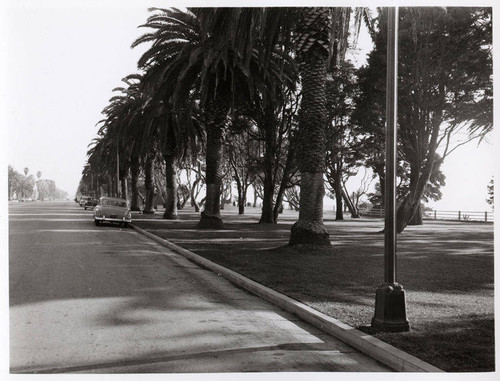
[84,7,373,246]
[82,6,492,240]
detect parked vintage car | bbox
[83,198,98,210]
[78,196,92,207]
[93,197,131,227]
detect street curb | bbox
[131,223,443,373]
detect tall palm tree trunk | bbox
[259,104,277,224]
[121,174,129,201]
[234,175,246,215]
[143,154,156,214]
[197,97,228,229]
[334,170,344,220]
[163,154,178,219]
[130,156,141,211]
[108,176,114,198]
[259,176,275,223]
[289,8,331,246]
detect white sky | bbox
[3,1,153,198]
[1,0,497,212]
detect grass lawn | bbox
[133,206,494,372]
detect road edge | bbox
[131,223,443,373]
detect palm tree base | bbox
[163,212,178,220]
[289,220,330,246]
[197,212,224,229]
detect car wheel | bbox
[123,222,129,228]
[84,206,87,210]
[94,219,100,226]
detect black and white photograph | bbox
[1,0,497,379]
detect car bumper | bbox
[94,216,132,223]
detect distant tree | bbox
[179,157,205,212]
[8,165,22,200]
[324,61,363,220]
[176,181,191,210]
[240,89,299,223]
[225,121,259,215]
[283,185,300,211]
[367,182,383,209]
[252,180,263,208]
[219,157,233,210]
[54,188,69,201]
[368,159,445,222]
[23,167,29,176]
[486,177,494,209]
[37,179,48,201]
[19,174,36,199]
[35,171,42,201]
[349,168,373,212]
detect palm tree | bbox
[96,90,129,199]
[88,81,137,201]
[193,7,372,244]
[111,75,150,212]
[143,153,156,213]
[135,7,299,228]
[283,8,333,244]
[87,132,118,197]
[96,74,157,208]
[138,79,203,220]
[8,165,21,201]
[135,8,233,227]
[133,8,248,228]
[134,9,203,221]
[120,79,162,214]
[287,7,376,245]
[144,108,201,220]
[92,69,201,218]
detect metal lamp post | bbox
[371,7,410,333]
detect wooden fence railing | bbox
[359,208,494,222]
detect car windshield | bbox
[101,199,127,207]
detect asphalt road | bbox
[9,201,390,373]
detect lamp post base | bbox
[372,283,410,332]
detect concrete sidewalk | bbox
[130,209,442,372]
